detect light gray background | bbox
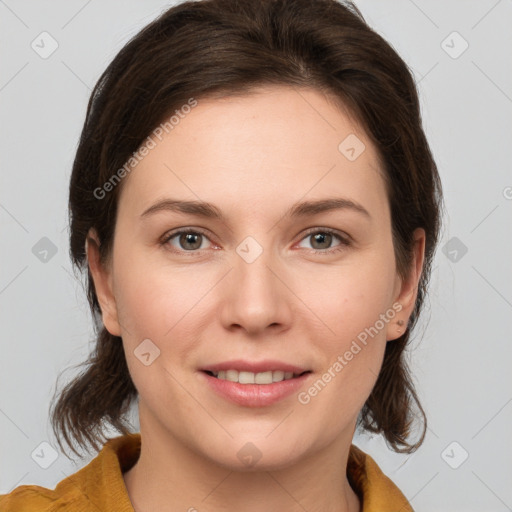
[1,1,511,510]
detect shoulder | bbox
[0,433,141,512]
[348,444,414,511]
[0,484,71,511]
[0,479,102,512]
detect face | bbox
[87,85,424,471]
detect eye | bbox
[297,228,351,254]
[161,229,213,253]
[160,227,351,255]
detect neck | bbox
[123,409,361,512]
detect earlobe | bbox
[386,228,426,341]
[386,309,407,342]
[85,228,122,337]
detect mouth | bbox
[199,360,313,406]
[200,366,313,407]
[202,369,311,384]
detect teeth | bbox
[210,369,302,384]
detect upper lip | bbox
[201,359,310,374]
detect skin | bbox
[86,85,425,512]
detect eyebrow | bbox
[140,197,371,221]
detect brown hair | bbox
[50,0,443,458]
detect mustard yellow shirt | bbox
[0,433,413,511]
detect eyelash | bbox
[160,227,352,256]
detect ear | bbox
[387,227,426,341]
[85,228,122,337]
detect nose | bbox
[219,239,293,336]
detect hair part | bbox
[50,0,443,459]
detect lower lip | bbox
[200,371,312,407]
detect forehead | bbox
[117,85,388,221]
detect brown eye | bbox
[310,232,333,250]
[162,229,211,252]
[297,228,351,254]
[178,232,203,250]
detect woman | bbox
[0,0,442,510]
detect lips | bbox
[199,359,313,406]
[200,369,312,407]
[201,359,309,375]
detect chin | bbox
[200,434,310,472]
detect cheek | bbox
[112,245,199,337]
[299,289,390,435]
[111,252,214,387]
[113,266,198,403]
[308,250,398,344]
[298,250,396,410]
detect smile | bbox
[204,369,309,384]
